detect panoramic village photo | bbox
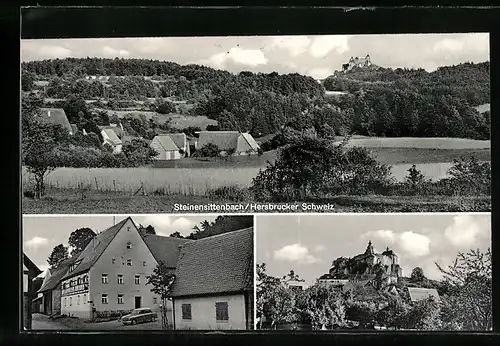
[22,214,254,331]
[256,213,492,331]
[20,33,490,213]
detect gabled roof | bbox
[240,133,260,151]
[23,253,42,277]
[101,128,122,145]
[167,133,187,150]
[197,131,241,151]
[407,287,440,302]
[141,234,194,268]
[38,108,72,133]
[171,227,254,298]
[152,135,180,151]
[61,217,131,280]
[99,125,124,138]
[38,257,75,293]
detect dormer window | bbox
[77,277,81,285]
[127,227,131,232]
[127,242,132,249]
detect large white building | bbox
[45,217,192,320]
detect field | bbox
[21,137,491,213]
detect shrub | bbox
[23,190,35,198]
[192,143,221,158]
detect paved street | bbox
[32,313,164,331]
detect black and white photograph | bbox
[255,213,492,331]
[22,214,254,331]
[21,33,490,214]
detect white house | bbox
[170,227,254,330]
[150,134,187,160]
[101,128,123,154]
[58,217,192,321]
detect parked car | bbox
[120,308,158,325]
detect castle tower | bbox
[365,241,374,255]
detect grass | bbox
[22,188,491,214]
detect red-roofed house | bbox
[170,227,254,330]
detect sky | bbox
[21,33,489,79]
[23,214,218,277]
[256,213,491,286]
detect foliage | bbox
[447,156,491,195]
[410,267,426,283]
[155,100,176,114]
[192,143,221,158]
[22,70,34,91]
[47,244,69,269]
[145,261,176,330]
[168,231,184,238]
[186,215,253,240]
[122,138,158,166]
[138,224,156,235]
[435,248,492,331]
[303,284,347,330]
[206,185,250,202]
[68,228,96,256]
[251,136,393,201]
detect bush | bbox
[192,143,221,158]
[23,190,35,198]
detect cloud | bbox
[432,38,465,53]
[309,35,350,58]
[314,244,326,253]
[25,236,49,249]
[362,229,430,257]
[103,46,130,57]
[362,230,397,244]
[399,231,431,257]
[140,215,195,236]
[274,243,320,264]
[207,47,268,68]
[270,36,311,57]
[444,214,485,248]
[24,44,72,60]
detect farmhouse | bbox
[38,108,75,134]
[38,257,74,316]
[101,128,123,154]
[195,131,260,156]
[38,217,192,321]
[150,133,189,160]
[171,227,254,330]
[23,253,42,330]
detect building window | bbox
[77,278,81,285]
[127,242,132,249]
[215,302,229,322]
[116,274,123,284]
[127,259,132,266]
[134,275,140,285]
[142,261,146,267]
[102,274,108,284]
[118,294,124,304]
[69,297,72,306]
[112,258,116,264]
[153,298,157,304]
[101,294,108,304]
[181,304,192,320]
[64,297,67,306]
[127,227,131,231]
[84,294,87,304]
[84,275,88,283]
[77,295,80,305]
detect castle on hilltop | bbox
[342,54,372,72]
[318,241,402,288]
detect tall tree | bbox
[138,224,156,235]
[169,231,184,238]
[68,228,96,256]
[47,244,69,269]
[146,261,176,330]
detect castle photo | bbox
[256,214,491,331]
